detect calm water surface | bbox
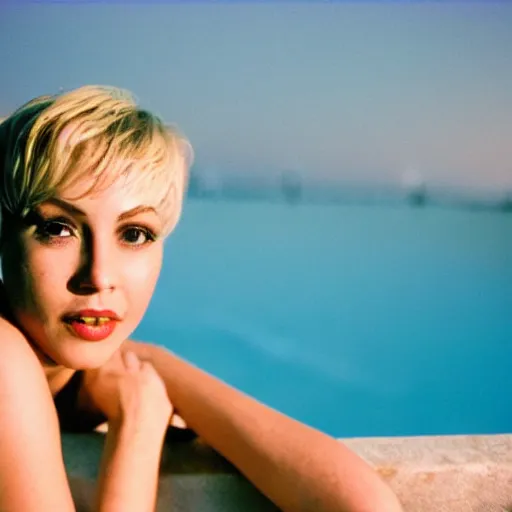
[135,200,512,437]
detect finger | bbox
[139,360,158,376]
[122,350,141,373]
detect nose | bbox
[68,230,118,294]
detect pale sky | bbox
[1,2,511,192]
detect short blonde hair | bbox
[0,85,192,239]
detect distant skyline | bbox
[1,2,511,193]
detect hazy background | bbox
[1,2,511,436]
[1,1,511,197]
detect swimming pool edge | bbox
[62,432,512,511]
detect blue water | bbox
[135,200,512,438]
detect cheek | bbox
[122,248,162,303]
[2,238,70,318]
[17,248,76,311]
[31,244,77,281]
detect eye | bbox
[35,219,74,240]
[120,226,157,247]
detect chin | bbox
[49,338,122,370]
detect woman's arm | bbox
[119,341,402,512]
[0,323,169,512]
[0,325,76,511]
[95,351,172,512]
[96,419,166,512]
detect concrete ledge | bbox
[62,432,512,511]
[344,434,512,512]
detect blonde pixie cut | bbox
[0,85,193,241]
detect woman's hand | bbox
[82,347,174,431]
[109,350,173,434]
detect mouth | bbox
[69,316,114,326]
[62,310,121,342]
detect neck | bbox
[24,332,75,395]
[41,357,76,397]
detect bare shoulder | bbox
[0,315,52,442]
[0,316,43,377]
[0,317,75,511]
[0,314,55,447]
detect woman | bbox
[0,86,402,511]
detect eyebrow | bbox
[44,198,157,222]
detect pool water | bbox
[135,200,512,438]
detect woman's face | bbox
[1,174,165,369]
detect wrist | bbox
[108,415,168,445]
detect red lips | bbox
[62,309,121,342]
[67,309,121,320]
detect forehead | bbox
[50,128,183,234]
[57,171,163,219]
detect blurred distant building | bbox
[498,192,512,213]
[280,170,303,204]
[188,167,222,199]
[401,168,427,207]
